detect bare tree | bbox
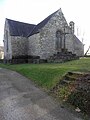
[85,46,90,55]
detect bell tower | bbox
[69,21,75,34]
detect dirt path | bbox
[0,68,83,120]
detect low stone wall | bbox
[7,55,40,64]
[47,50,79,63]
[4,51,79,64]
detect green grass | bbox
[0,57,90,90]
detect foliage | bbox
[67,89,90,115]
[51,71,90,115]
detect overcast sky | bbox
[0,0,90,52]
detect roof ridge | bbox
[28,9,60,37]
[6,18,36,26]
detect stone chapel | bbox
[4,8,84,63]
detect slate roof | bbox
[6,18,36,37]
[74,35,83,44]
[28,9,59,36]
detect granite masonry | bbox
[4,8,84,63]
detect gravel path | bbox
[0,68,83,120]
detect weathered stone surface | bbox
[28,33,41,57]
[4,20,12,60]
[11,36,28,56]
[47,51,79,63]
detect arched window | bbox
[56,30,62,51]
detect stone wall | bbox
[4,20,12,60]
[40,9,83,59]
[28,9,84,60]
[28,33,41,57]
[65,34,74,53]
[4,19,29,60]
[11,36,28,57]
[32,9,75,59]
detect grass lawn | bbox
[0,57,90,90]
